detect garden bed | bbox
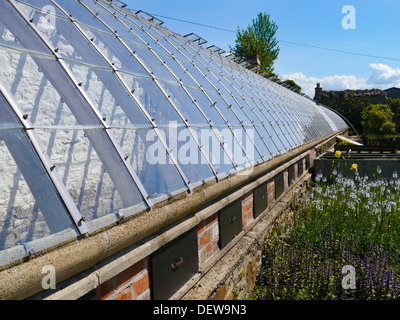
[250,165,400,300]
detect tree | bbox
[387,98,400,133]
[231,12,280,74]
[361,104,395,138]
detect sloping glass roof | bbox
[0,0,347,266]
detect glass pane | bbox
[221,94,251,125]
[206,91,240,127]
[0,95,22,129]
[79,4,180,84]
[115,127,189,199]
[119,73,182,124]
[14,1,109,68]
[160,54,200,88]
[0,95,78,264]
[179,60,215,91]
[35,128,147,226]
[63,60,190,198]
[64,60,150,127]
[254,97,293,150]
[263,87,302,145]
[219,95,263,163]
[53,0,110,33]
[14,0,66,17]
[186,88,226,126]
[0,1,52,55]
[125,41,179,83]
[160,125,215,184]
[0,48,100,126]
[170,87,236,175]
[80,25,149,77]
[119,73,215,182]
[0,128,79,265]
[0,18,156,227]
[107,7,191,63]
[158,81,206,125]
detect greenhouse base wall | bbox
[0,129,345,300]
[182,173,311,300]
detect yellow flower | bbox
[350,163,358,171]
[335,150,341,158]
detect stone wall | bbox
[314,83,389,106]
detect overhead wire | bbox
[130,9,400,62]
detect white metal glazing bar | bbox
[157,36,258,166]
[9,0,154,209]
[50,0,193,193]
[78,0,219,183]
[0,72,89,234]
[105,3,245,173]
[90,0,228,179]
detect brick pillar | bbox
[95,257,150,300]
[267,178,275,203]
[198,213,219,266]
[241,192,254,227]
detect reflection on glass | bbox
[0,92,78,262]
[0,128,78,251]
[114,127,188,199]
[0,48,100,126]
[35,128,147,222]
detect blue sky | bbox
[124,0,400,97]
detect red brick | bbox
[116,260,144,290]
[242,201,251,213]
[206,239,218,254]
[199,230,211,247]
[268,191,275,203]
[205,213,217,226]
[267,179,274,194]
[133,272,150,299]
[96,278,116,300]
[138,290,151,300]
[246,210,253,220]
[242,192,252,202]
[114,287,132,300]
[198,247,206,264]
[197,220,205,234]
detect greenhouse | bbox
[0,0,348,300]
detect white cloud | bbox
[281,63,400,98]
